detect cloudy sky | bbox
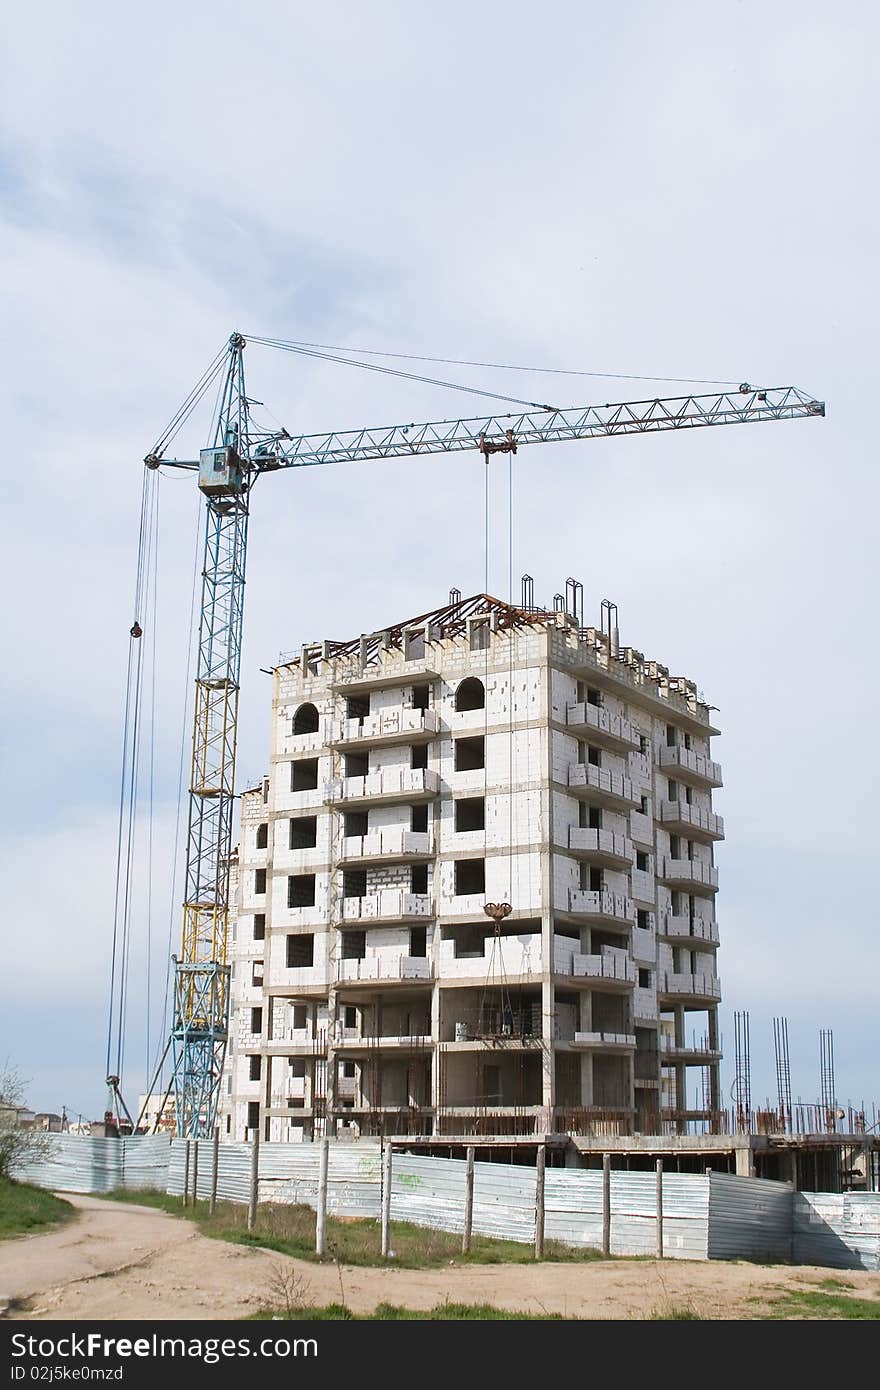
[2,1,877,1121]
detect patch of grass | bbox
[763,1289,880,1320]
[249,1301,566,1320]
[0,1177,75,1240]
[108,1188,610,1269]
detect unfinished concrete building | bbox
[221,586,724,1144]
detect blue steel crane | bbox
[144,332,824,1138]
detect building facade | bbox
[221,590,723,1143]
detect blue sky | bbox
[1,0,877,1121]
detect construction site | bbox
[89,334,874,1220]
[217,584,875,1193]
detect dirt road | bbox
[1,1195,877,1320]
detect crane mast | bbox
[151,333,823,1137]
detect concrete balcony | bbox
[631,868,656,904]
[658,801,724,842]
[567,762,639,810]
[271,1076,306,1105]
[658,971,722,1002]
[657,745,722,788]
[571,1031,636,1050]
[273,964,333,991]
[659,1035,722,1064]
[564,827,633,868]
[553,945,637,987]
[339,829,433,865]
[340,891,433,925]
[564,702,640,753]
[439,894,541,921]
[329,708,440,752]
[335,955,434,985]
[282,728,326,755]
[438,933,541,980]
[658,913,719,945]
[657,857,719,894]
[565,889,634,927]
[336,1076,357,1100]
[632,986,658,1021]
[331,661,439,696]
[325,766,440,808]
[629,809,653,846]
[334,1028,432,1051]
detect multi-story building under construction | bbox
[221,584,724,1144]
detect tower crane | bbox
[136,331,823,1138]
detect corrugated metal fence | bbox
[707,1173,793,1263]
[793,1192,880,1270]
[388,1155,710,1258]
[11,1136,880,1268]
[12,1135,172,1195]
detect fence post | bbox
[602,1153,611,1256]
[182,1139,191,1208]
[191,1139,199,1206]
[247,1128,260,1232]
[461,1145,475,1254]
[535,1144,546,1259]
[315,1137,329,1257]
[381,1142,393,1258]
[209,1126,220,1215]
[656,1158,664,1259]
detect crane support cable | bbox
[245,333,742,387]
[149,345,229,460]
[247,335,560,412]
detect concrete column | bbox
[324,986,338,1134]
[707,1008,721,1121]
[430,983,442,1128]
[541,976,555,1120]
[580,1052,594,1107]
[734,1142,756,1178]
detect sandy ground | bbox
[1,1194,878,1321]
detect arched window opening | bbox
[455,677,485,712]
[292,703,319,735]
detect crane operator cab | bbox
[199,444,245,497]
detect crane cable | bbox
[150,346,229,459]
[149,492,203,1092]
[105,463,160,1105]
[246,334,741,389]
[247,335,561,413]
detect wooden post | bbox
[535,1144,546,1259]
[209,1126,220,1214]
[462,1145,475,1254]
[182,1139,190,1208]
[381,1142,393,1258]
[247,1128,260,1232]
[191,1139,199,1206]
[315,1137,329,1257]
[602,1153,611,1257]
[656,1158,664,1259]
